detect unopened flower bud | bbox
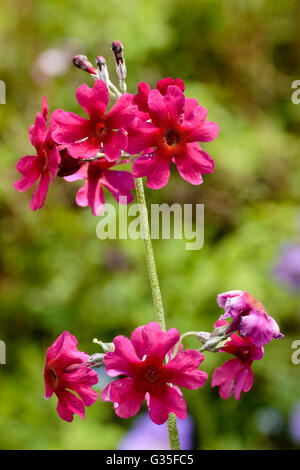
[73,55,97,76]
[93,338,115,353]
[195,332,210,343]
[87,353,105,368]
[111,40,127,82]
[95,56,109,83]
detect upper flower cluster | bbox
[14,51,219,215]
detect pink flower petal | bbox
[212,358,242,399]
[76,80,109,119]
[126,122,158,155]
[106,93,137,129]
[174,143,214,185]
[147,89,169,127]
[67,138,100,159]
[133,82,151,113]
[41,96,48,122]
[101,378,145,419]
[86,166,106,216]
[57,390,85,422]
[101,169,134,204]
[104,335,142,377]
[130,326,147,359]
[156,77,185,95]
[14,156,40,191]
[148,385,187,425]
[164,350,208,389]
[48,145,61,181]
[29,113,47,149]
[164,85,185,122]
[234,365,253,400]
[141,322,180,362]
[102,129,127,161]
[52,110,90,145]
[75,181,89,207]
[30,170,51,210]
[133,152,171,189]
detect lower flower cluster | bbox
[43,290,283,423]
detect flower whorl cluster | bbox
[14,41,218,215]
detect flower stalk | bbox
[134,176,181,450]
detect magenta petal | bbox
[126,123,157,155]
[64,163,88,182]
[164,85,185,121]
[147,89,169,127]
[101,169,134,204]
[101,378,145,419]
[133,82,151,113]
[44,381,54,399]
[52,110,90,145]
[174,143,214,185]
[57,390,85,422]
[73,385,99,407]
[75,181,89,208]
[29,113,47,149]
[106,93,136,129]
[30,171,51,210]
[104,335,141,377]
[141,322,180,362]
[130,326,147,359]
[45,331,78,362]
[48,145,61,181]
[133,153,171,189]
[156,77,185,95]
[86,165,106,215]
[239,313,281,347]
[103,130,127,161]
[164,350,208,389]
[76,80,108,119]
[67,138,100,159]
[41,96,48,122]
[14,156,40,191]
[234,365,253,400]
[212,358,242,400]
[148,385,187,425]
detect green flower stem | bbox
[134,176,181,450]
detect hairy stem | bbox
[134,176,181,450]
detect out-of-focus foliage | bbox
[0,0,300,450]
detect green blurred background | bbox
[0,0,300,450]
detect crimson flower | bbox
[217,290,283,347]
[128,85,219,189]
[14,97,61,210]
[212,321,264,400]
[52,79,137,161]
[43,331,98,422]
[101,322,207,425]
[64,159,135,216]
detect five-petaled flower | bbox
[128,84,219,189]
[211,320,264,400]
[64,159,135,216]
[217,290,283,347]
[52,79,137,161]
[101,321,207,425]
[43,331,98,422]
[14,97,61,210]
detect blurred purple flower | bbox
[118,412,194,450]
[289,403,300,444]
[273,243,300,291]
